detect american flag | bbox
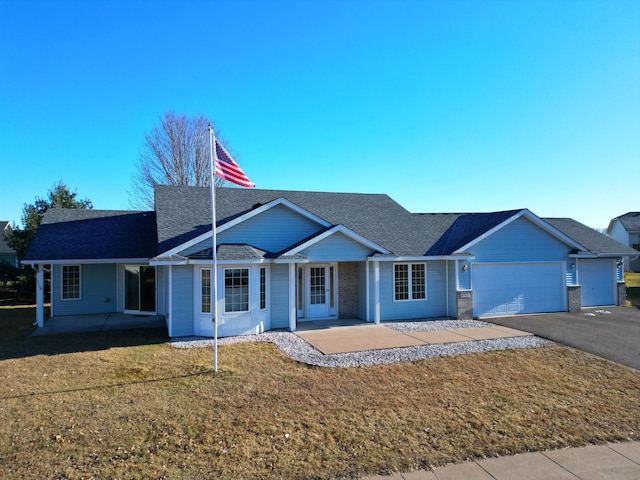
[214,139,255,188]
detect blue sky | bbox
[1,0,638,229]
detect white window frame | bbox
[259,267,267,311]
[223,267,250,313]
[393,262,427,302]
[61,265,81,300]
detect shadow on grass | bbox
[0,326,169,361]
[627,286,640,309]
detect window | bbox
[124,266,156,313]
[201,269,211,314]
[259,267,266,310]
[224,268,249,312]
[62,265,81,300]
[394,263,426,301]
[633,243,640,252]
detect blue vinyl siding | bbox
[566,263,577,286]
[171,265,194,337]
[217,204,324,253]
[470,217,572,262]
[300,232,374,262]
[270,264,289,328]
[458,261,471,290]
[52,264,117,316]
[378,261,448,320]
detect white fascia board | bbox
[273,258,309,264]
[369,255,475,262]
[217,197,332,234]
[188,259,269,265]
[454,209,585,254]
[23,258,151,265]
[149,259,189,266]
[284,225,390,256]
[572,253,639,259]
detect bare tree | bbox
[130,113,228,209]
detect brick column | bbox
[456,290,473,320]
[567,285,581,312]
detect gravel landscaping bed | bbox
[171,320,551,368]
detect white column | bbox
[365,260,370,322]
[288,263,296,332]
[35,264,44,328]
[373,260,380,325]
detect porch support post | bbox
[288,263,296,332]
[373,260,380,325]
[35,264,44,328]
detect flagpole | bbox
[208,123,218,372]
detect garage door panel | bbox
[580,259,614,307]
[472,263,565,317]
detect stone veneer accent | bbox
[617,282,627,306]
[456,290,473,320]
[338,262,359,319]
[567,285,582,312]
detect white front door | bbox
[307,265,329,318]
[195,267,215,336]
[305,264,338,319]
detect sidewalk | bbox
[363,441,640,480]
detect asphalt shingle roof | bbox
[24,186,636,262]
[422,210,522,255]
[616,212,640,232]
[155,185,428,256]
[24,209,158,261]
[544,218,638,255]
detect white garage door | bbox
[472,263,566,317]
[580,259,614,307]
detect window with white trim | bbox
[224,268,249,312]
[62,265,81,300]
[259,267,266,310]
[201,268,211,314]
[394,263,426,301]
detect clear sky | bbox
[1,0,638,230]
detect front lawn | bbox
[0,306,639,479]
[626,272,640,307]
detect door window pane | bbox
[310,267,326,305]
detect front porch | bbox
[30,313,166,336]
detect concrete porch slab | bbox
[31,313,166,336]
[405,330,473,344]
[296,325,426,354]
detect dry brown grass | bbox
[0,306,639,479]
[626,272,640,307]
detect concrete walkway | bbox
[363,441,640,480]
[296,324,532,355]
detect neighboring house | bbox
[607,212,640,272]
[0,221,18,268]
[23,186,638,336]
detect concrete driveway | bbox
[488,306,640,370]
